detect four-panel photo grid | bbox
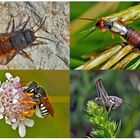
[0,1,139,138]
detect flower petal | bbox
[12,122,19,130]
[5,116,11,125]
[35,105,43,118]
[14,76,20,82]
[0,88,3,93]
[0,114,3,119]
[5,73,13,80]
[24,119,34,127]
[19,123,26,137]
[0,106,4,113]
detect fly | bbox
[0,15,56,65]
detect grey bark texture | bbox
[0,2,69,69]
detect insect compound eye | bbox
[95,19,105,29]
[24,30,34,43]
[95,21,100,27]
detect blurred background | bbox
[70,71,140,138]
[71,2,140,69]
[0,70,69,138]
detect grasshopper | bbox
[95,79,122,112]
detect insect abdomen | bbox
[39,103,49,118]
[125,27,140,50]
[0,36,14,55]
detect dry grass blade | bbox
[101,45,133,70]
[105,4,140,24]
[75,44,122,70]
[112,50,140,70]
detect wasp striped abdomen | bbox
[39,103,49,118]
[125,27,140,50]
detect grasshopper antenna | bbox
[123,101,139,112]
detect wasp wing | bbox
[40,96,55,117]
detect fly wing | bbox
[40,96,55,117]
[96,79,109,104]
[0,33,17,65]
[0,49,17,65]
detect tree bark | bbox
[0,2,69,69]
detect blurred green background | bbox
[0,70,69,138]
[70,70,140,138]
[71,2,140,69]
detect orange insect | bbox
[0,16,54,65]
[23,81,54,118]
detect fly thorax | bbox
[24,29,35,44]
[111,22,127,36]
[10,32,28,50]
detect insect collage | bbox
[0,1,140,139]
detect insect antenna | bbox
[36,36,57,44]
[77,17,97,21]
[123,101,139,112]
[33,16,47,33]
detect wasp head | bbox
[24,82,38,93]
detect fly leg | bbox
[15,16,30,31]
[6,15,15,33]
[31,42,44,46]
[21,17,30,31]
[19,50,33,62]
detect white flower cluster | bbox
[0,73,35,137]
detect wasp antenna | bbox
[34,16,47,33]
[77,17,96,21]
[79,27,96,42]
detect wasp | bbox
[23,82,54,118]
[95,79,122,112]
[95,18,140,50]
[0,15,55,65]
